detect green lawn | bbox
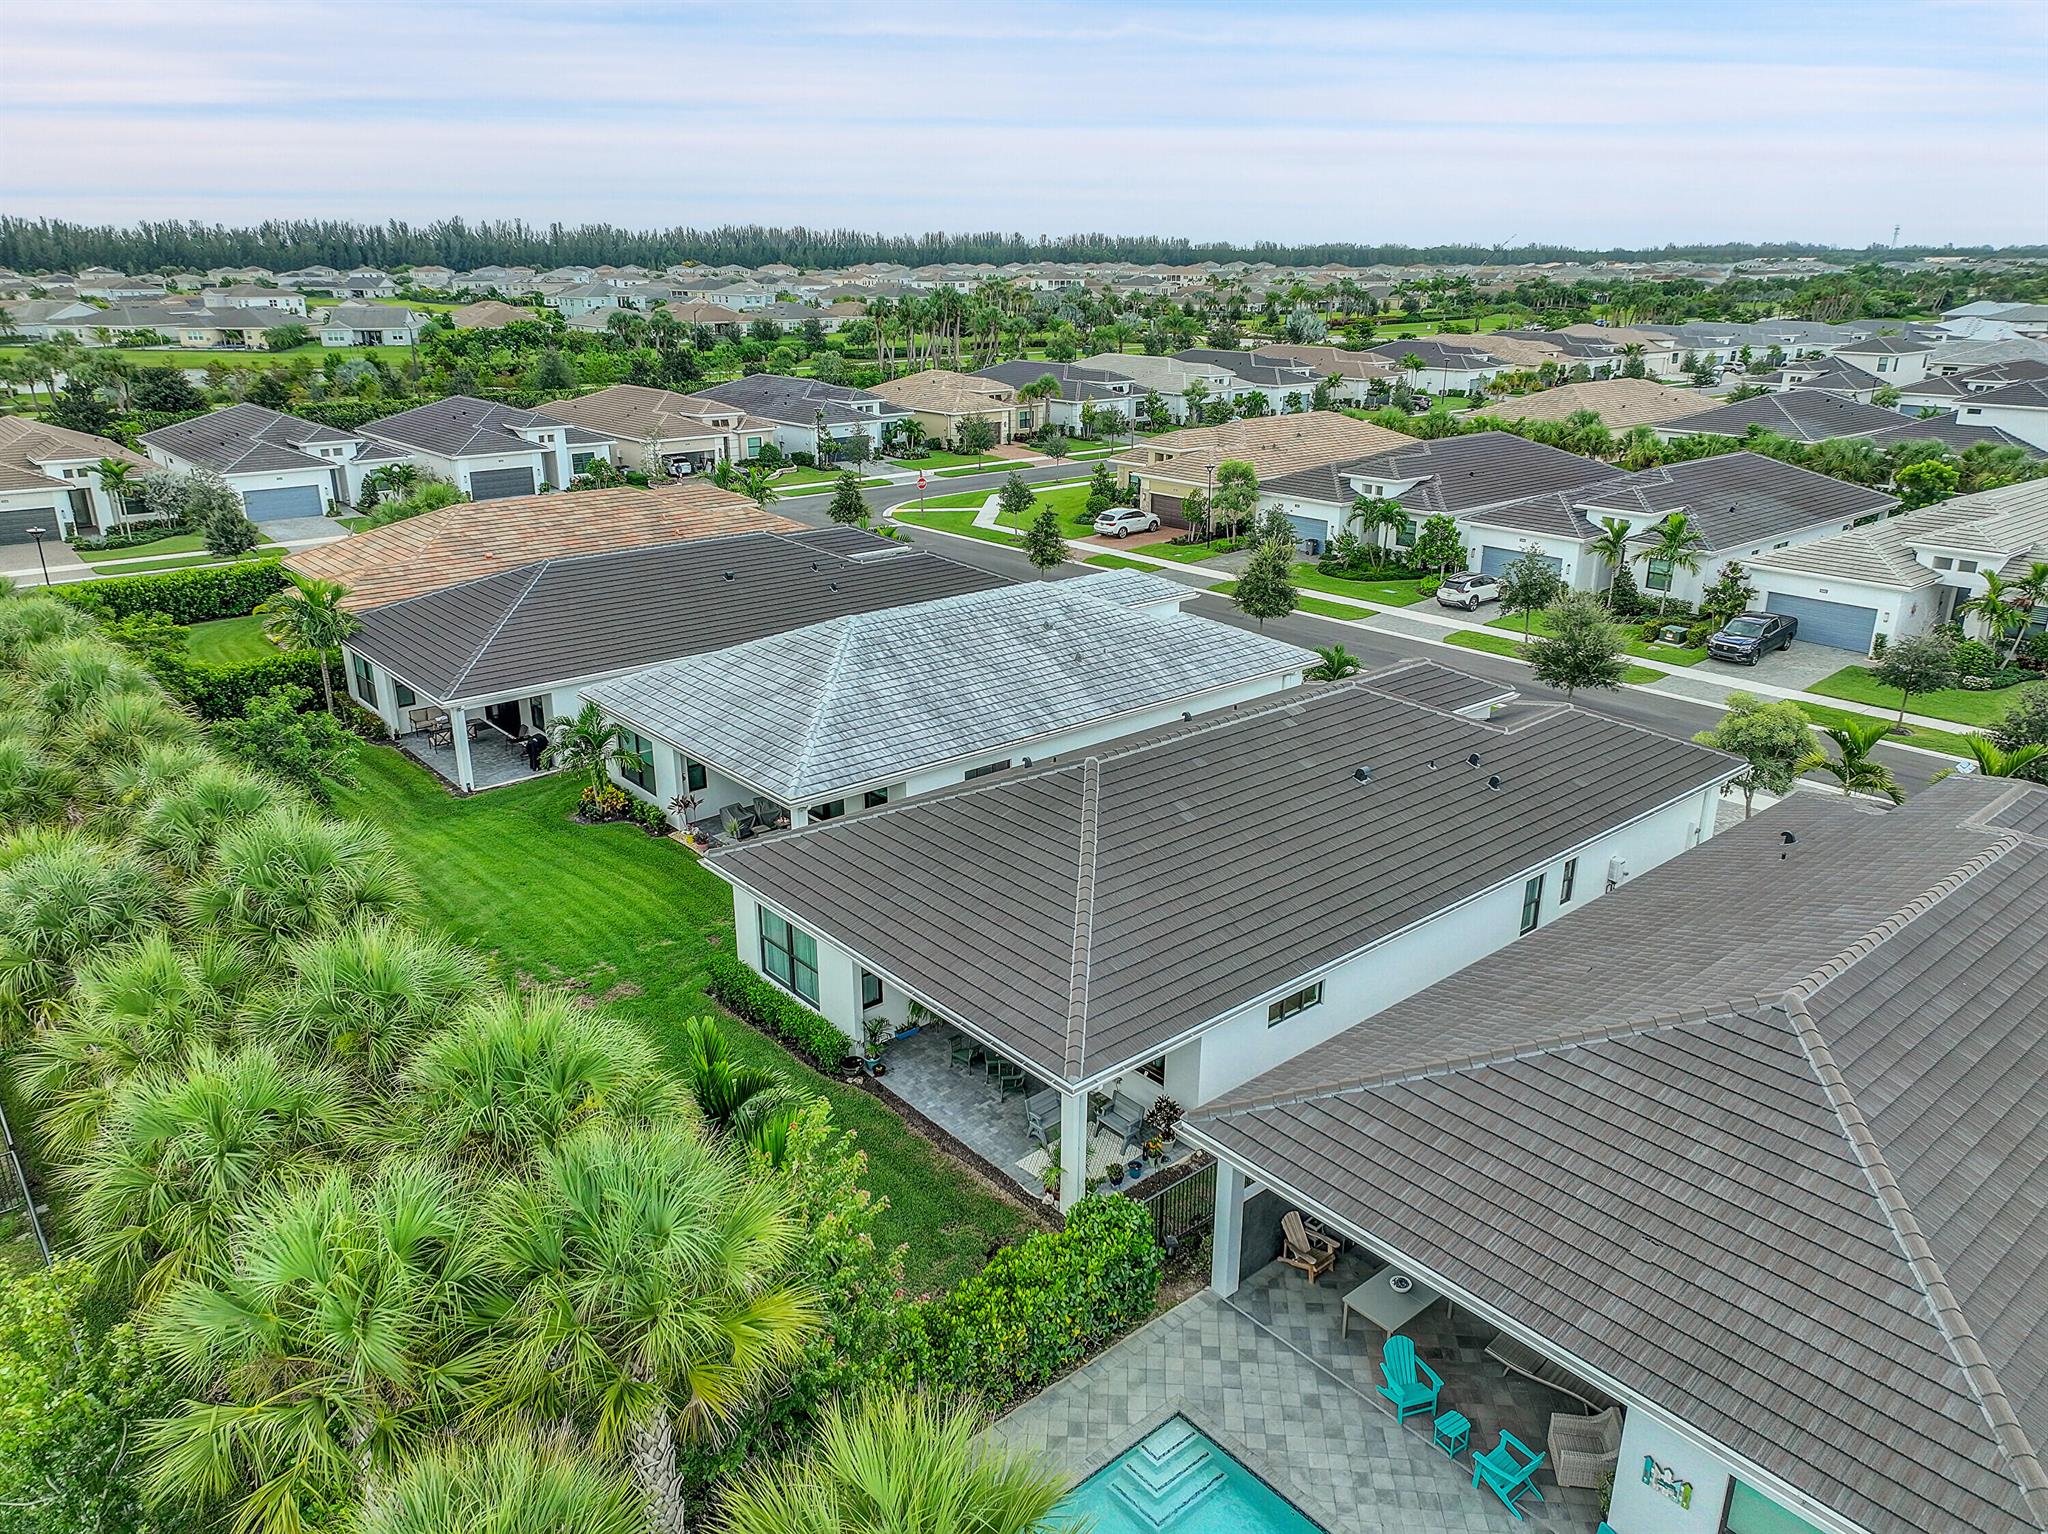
[891,508,1021,547]
[183,614,277,664]
[0,342,414,370]
[1141,538,1245,565]
[890,450,1005,470]
[780,475,889,496]
[1789,700,1975,757]
[1806,665,2042,729]
[1062,443,1122,460]
[1084,553,1158,571]
[1443,628,1659,684]
[1290,565,1430,606]
[1487,610,1707,667]
[900,487,995,511]
[79,531,208,566]
[934,462,1027,479]
[772,465,842,487]
[76,552,244,577]
[334,750,1034,1292]
[1205,580,1367,622]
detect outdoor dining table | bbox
[1341,1269,1442,1338]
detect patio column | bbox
[1209,1160,1245,1297]
[448,705,475,792]
[1058,1089,1088,1211]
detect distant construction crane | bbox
[1891,223,1902,248]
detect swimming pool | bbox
[1054,1416,1328,1532]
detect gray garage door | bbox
[1764,591,1877,654]
[241,484,325,522]
[0,507,61,547]
[1479,544,1563,579]
[469,466,537,501]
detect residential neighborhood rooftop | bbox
[1116,410,1415,488]
[1576,450,1897,550]
[1266,430,1622,517]
[1489,377,1708,427]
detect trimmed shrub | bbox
[901,1195,1163,1407]
[55,560,287,624]
[704,950,850,1068]
[1418,575,1442,597]
[152,652,329,720]
[1953,639,2001,679]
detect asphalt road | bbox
[781,465,1947,797]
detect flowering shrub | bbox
[576,783,631,822]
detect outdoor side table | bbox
[1432,1410,1471,1460]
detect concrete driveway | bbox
[1700,638,1867,691]
[260,515,351,547]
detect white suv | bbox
[1092,507,1160,538]
[1434,572,1502,610]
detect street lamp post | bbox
[25,526,51,587]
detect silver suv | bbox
[1092,507,1160,538]
[1434,572,1502,610]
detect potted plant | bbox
[1145,1096,1183,1146]
[1143,1135,1165,1165]
[1125,1157,1145,1182]
[1106,1162,1125,1187]
[861,1014,891,1078]
[1039,1150,1061,1205]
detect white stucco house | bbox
[140,402,364,521]
[356,395,614,499]
[1954,379,2048,450]
[318,303,424,346]
[0,417,157,544]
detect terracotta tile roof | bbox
[1111,410,1414,488]
[448,300,534,330]
[869,369,1016,416]
[1490,378,1710,427]
[285,483,798,611]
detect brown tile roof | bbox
[0,416,152,492]
[538,384,747,442]
[1251,344,1396,381]
[448,300,534,330]
[1112,410,1414,488]
[1489,378,1710,427]
[285,483,798,611]
[658,301,745,325]
[869,369,1016,417]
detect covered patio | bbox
[395,709,549,793]
[997,1251,1612,1532]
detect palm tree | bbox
[1797,718,1904,803]
[397,991,687,1171]
[1305,643,1362,682]
[130,761,284,876]
[185,805,416,947]
[252,920,485,1085]
[739,463,780,508]
[2007,560,2048,661]
[0,834,170,1038]
[713,1391,1070,1534]
[1957,571,2027,661]
[94,457,141,518]
[141,1161,474,1534]
[1634,512,1707,614]
[68,1044,359,1301]
[257,572,359,714]
[1589,518,1635,602]
[463,1125,819,1534]
[1960,735,2046,782]
[1018,373,1061,436]
[1346,494,1406,560]
[357,1432,647,1534]
[677,1015,798,1144]
[541,701,647,795]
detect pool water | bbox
[1054,1416,1327,1532]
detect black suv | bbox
[1707,611,1797,665]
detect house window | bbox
[1933,555,1954,570]
[1520,874,1545,934]
[810,799,846,821]
[528,697,547,730]
[1395,518,1417,548]
[860,970,884,1010]
[1559,858,1577,905]
[746,436,763,453]
[393,682,417,709]
[686,759,708,792]
[350,653,376,704]
[1267,982,1323,1026]
[1958,559,1978,574]
[571,452,595,473]
[1645,557,1674,592]
[759,908,819,1004]
[964,759,1012,781]
[617,729,654,791]
[863,787,890,808]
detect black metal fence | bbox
[1131,1156,1215,1255]
[0,1096,51,1266]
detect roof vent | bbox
[1182,711,1192,721]
[1780,831,1797,845]
[1352,765,1374,784]
[1467,752,1482,768]
[722,571,734,581]
[1487,774,1502,790]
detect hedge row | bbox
[149,651,330,721]
[901,1195,1163,1407]
[704,951,851,1069]
[56,560,287,624]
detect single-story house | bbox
[1461,451,1897,616]
[694,374,911,457]
[1744,477,2048,652]
[1258,430,1621,555]
[338,270,399,299]
[199,285,308,315]
[141,402,365,521]
[339,528,1002,790]
[56,303,307,349]
[1656,389,1954,446]
[286,481,795,611]
[585,570,1315,830]
[1753,356,1885,402]
[319,303,423,347]
[1487,377,1705,429]
[1250,344,1397,403]
[868,369,1020,444]
[405,265,457,290]
[448,300,536,331]
[705,665,1734,1206]
[358,395,616,499]
[1172,349,1324,412]
[657,301,746,334]
[971,360,1140,433]
[539,384,776,476]
[1073,353,1239,421]
[1954,378,2048,451]
[1111,411,1415,529]
[1188,774,2048,1534]
[542,282,622,318]
[0,417,156,544]
[1367,340,1510,396]
[1830,334,1934,384]
[0,298,99,339]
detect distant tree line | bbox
[1,215,2041,275]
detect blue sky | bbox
[6,0,2046,246]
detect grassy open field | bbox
[1807,664,2042,730]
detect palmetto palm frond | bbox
[0,832,171,1038]
[253,920,484,1085]
[356,1430,646,1534]
[133,761,286,876]
[1796,718,1904,804]
[186,806,416,945]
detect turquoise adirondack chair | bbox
[1376,1334,1443,1423]
[1472,1430,1547,1519]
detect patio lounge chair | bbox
[948,1031,982,1071]
[1025,1087,1060,1147]
[716,802,757,839]
[1376,1334,1443,1423]
[1096,1089,1147,1150]
[1485,1332,1610,1411]
[751,796,789,830]
[1548,1406,1622,1489]
[1472,1432,1546,1520]
[992,1058,1028,1097]
[1278,1210,1341,1283]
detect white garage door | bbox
[241,484,325,521]
[1764,592,1877,654]
[469,466,537,500]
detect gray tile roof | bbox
[1172,349,1320,387]
[1663,388,1915,443]
[696,373,909,428]
[1265,430,1622,517]
[973,360,1136,402]
[141,402,353,474]
[1189,778,2048,1534]
[1574,451,1895,551]
[1964,379,2048,411]
[586,573,1313,802]
[708,676,1733,1086]
[1366,339,1503,371]
[1866,415,2044,458]
[1355,658,1517,717]
[359,394,588,460]
[346,529,1004,702]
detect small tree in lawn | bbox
[827,469,868,528]
[1209,459,1260,540]
[955,415,998,456]
[210,685,359,804]
[1527,593,1628,699]
[1411,513,1467,576]
[1698,560,1758,629]
[201,497,262,560]
[1895,457,1959,510]
[1498,550,1565,639]
[837,429,874,475]
[1693,692,1813,818]
[1088,460,1118,508]
[1871,631,1958,727]
[1233,534,1297,627]
[1036,428,1070,467]
[997,470,1036,532]
[1023,506,1067,574]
